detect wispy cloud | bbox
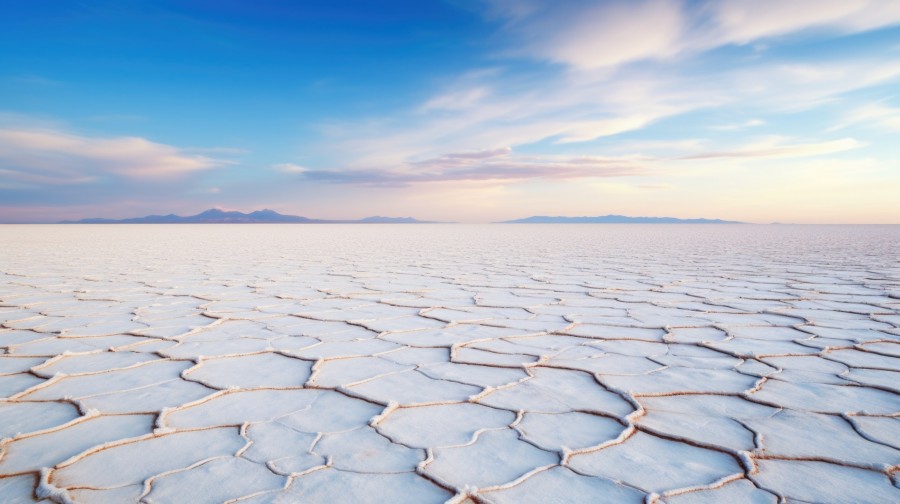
[679,137,864,161]
[703,0,900,46]
[606,138,709,154]
[710,118,766,131]
[274,163,308,174]
[420,87,491,112]
[299,148,650,185]
[829,102,900,132]
[425,147,511,161]
[0,126,232,186]
[503,0,685,69]
[485,0,900,70]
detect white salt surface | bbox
[0,223,898,503]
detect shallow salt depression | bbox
[0,224,898,503]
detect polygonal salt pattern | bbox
[0,224,899,502]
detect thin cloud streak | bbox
[0,127,231,186]
[300,149,650,186]
[710,119,766,131]
[274,163,308,174]
[678,138,864,161]
[829,103,900,132]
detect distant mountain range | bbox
[59,209,742,224]
[61,209,439,224]
[501,215,743,224]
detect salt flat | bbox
[0,224,898,503]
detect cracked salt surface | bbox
[0,224,898,503]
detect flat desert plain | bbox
[0,224,898,503]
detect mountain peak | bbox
[195,208,228,216]
[249,209,281,217]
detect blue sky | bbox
[2,0,899,223]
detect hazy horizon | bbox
[3,1,900,223]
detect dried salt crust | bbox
[0,224,898,503]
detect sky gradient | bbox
[2,0,899,223]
